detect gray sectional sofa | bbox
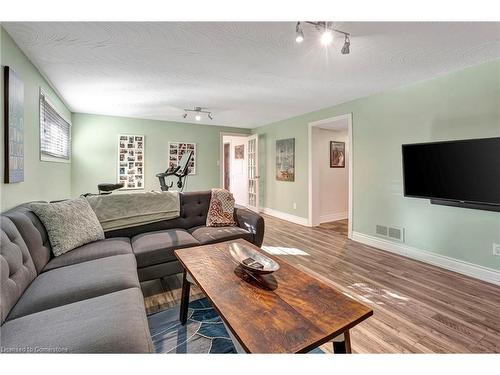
[0,191,264,353]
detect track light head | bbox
[320,30,333,46]
[208,113,213,120]
[183,112,187,119]
[295,22,304,43]
[341,35,350,54]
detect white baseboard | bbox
[259,207,310,226]
[320,211,348,224]
[352,232,500,286]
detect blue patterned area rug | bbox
[148,298,236,353]
[148,297,325,354]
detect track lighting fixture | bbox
[295,21,351,54]
[183,106,214,121]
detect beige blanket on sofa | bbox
[86,191,180,231]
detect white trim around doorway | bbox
[308,113,353,238]
[219,132,250,188]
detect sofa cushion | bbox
[136,261,184,282]
[31,198,104,257]
[105,191,212,238]
[7,254,139,320]
[43,237,133,272]
[132,229,199,268]
[178,191,212,229]
[0,217,37,324]
[0,288,153,353]
[4,203,51,274]
[188,225,253,245]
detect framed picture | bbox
[118,134,144,190]
[330,141,345,168]
[234,144,244,159]
[4,66,25,183]
[276,138,295,182]
[168,142,196,174]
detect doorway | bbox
[308,114,353,238]
[220,133,259,211]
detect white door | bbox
[246,134,259,212]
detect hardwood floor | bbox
[142,274,204,315]
[319,218,348,236]
[141,215,500,353]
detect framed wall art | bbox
[234,144,244,159]
[276,138,295,182]
[168,142,196,174]
[4,66,25,183]
[330,141,345,168]
[118,134,145,190]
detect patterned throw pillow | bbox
[206,189,237,227]
[31,198,105,257]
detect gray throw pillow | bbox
[31,198,105,257]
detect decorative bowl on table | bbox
[229,242,280,275]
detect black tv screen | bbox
[402,137,500,206]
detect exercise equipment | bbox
[156,150,194,191]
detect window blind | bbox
[40,92,71,160]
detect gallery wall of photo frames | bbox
[168,142,196,174]
[118,134,144,190]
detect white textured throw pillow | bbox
[31,198,105,257]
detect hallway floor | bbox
[319,219,348,237]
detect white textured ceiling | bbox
[4,22,500,128]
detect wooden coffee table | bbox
[174,239,373,353]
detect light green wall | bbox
[254,60,500,270]
[1,27,72,211]
[71,113,249,196]
[2,26,499,270]
[1,26,249,207]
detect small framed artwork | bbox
[276,138,295,181]
[4,66,25,183]
[234,144,244,159]
[118,134,145,190]
[330,141,345,168]
[168,142,196,174]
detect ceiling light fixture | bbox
[295,21,351,54]
[183,106,214,122]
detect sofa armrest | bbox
[234,207,265,247]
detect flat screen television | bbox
[402,137,500,212]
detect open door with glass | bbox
[246,134,259,212]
